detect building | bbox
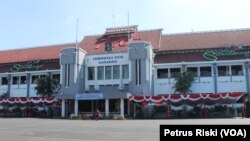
[0,43,77,98]
[1,25,249,118]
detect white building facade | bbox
[1,26,250,118]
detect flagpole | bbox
[74,18,79,84]
[127,12,130,44]
[75,18,79,49]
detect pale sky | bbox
[1,0,250,50]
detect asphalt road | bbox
[0,118,249,141]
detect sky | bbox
[1,0,250,50]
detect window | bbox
[231,65,243,76]
[157,68,168,78]
[20,76,27,84]
[105,66,112,80]
[32,75,39,84]
[135,60,141,85]
[40,75,46,78]
[88,67,95,80]
[105,42,112,52]
[1,77,8,85]
[200,67,212,77]
[97,66,104,80]
[52,74,60,82]
[218,66,230,76]
[67,65,70,86]
[170,68,181,78]
[187,67,198,77]
[12,76,19,85]
[113,65,120,79]
[64,64,70,87]
[122,65,129,79]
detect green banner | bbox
[10,62,43,72]
[203,47,250,61]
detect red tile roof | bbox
[159,29,250,51]
[1,27,250,65]
[0,28,162,64]
[78,29,162,54]
[0,43,75,64]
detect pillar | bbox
[244,62,250,100]
[128,100,131,117]
[212,63,218,93]
[243,94,246,118]
[91,100,94,112]
[133,103,136,118]
[27,73,31,98]
[74,100,78,116]
[233,103,237,117]
[165,102,169,118]
[7,74,11,98]
[120,98,124,117]
[61,99,65,118]
[105,99,109,116]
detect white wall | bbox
[85,53,128,67]
[30,84,38,97]
[85,53,129,89]
[217,76,246,93]
[0,70,59,98]
[190,77,214,93]
[155,77,215,94]
[154,78,175,94]
[154,60,248,95]
[10,84,27,97]
[0,85,8,95]
[154,76,247,94]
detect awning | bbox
[129,92,244,106]
[0,97,57,106]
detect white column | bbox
[74,100,79,116]
[61,99,65,118]
[129,60,132,82]
[120,98,124,117]
[105,99,109,116]
[59,65,63,85]
[119,65,123,90]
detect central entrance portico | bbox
[58,92,130,118]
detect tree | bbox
[174,70,195,94]
[35,76,59,97]
[0,92,8,98]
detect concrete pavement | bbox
[0,118,249,141]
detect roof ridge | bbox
[83,34,103,37]
[162,28,250,36]
[83,28,163,38]
[138,28,163,33]
[106,25,138,29]
[0,42,76,52]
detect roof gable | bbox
[79,29,162,54]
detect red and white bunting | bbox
[129,92,244,106]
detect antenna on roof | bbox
[112,14,115,27]
[127,12,130,44]
[75,18,79,49]
[74,18,79,84]
[112,9,115,27]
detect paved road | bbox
[0,118,249,141]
